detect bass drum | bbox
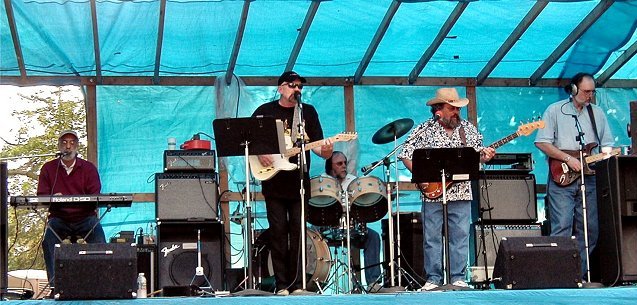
[252,228,331,292]
[308,176,343,226]
[347,176,388,223]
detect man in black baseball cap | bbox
[277,71,307,86]
[252,70,334,295]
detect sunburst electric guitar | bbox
[549,143,621,186]
[418,120,545,199]
[249,132,358,181]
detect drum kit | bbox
[248,118,416,294]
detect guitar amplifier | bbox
[163,150,215,172]
[155,173,218,221]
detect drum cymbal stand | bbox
[363,139,406,291]
[343,190,364,294]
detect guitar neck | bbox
[284,136,335,157]
[488,132,519,149]
[585,148,621,164]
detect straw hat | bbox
[426,88,469,107]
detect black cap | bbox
[277,71,307,86]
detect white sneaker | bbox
[452,280,469,288]
[419,282,439,291]
[276,289,289,296]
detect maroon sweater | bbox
[37,157,102,223]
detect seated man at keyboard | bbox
[37,130,105,288]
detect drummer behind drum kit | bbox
[248,118,417,293]
[308,176,388,227]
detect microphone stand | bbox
[296,100,310,293]
[571,114,597,286]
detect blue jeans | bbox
[546,175,598,278]
[42,216,106,287]
[362,228,381,284]
[422,200,471,284]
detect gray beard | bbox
[441,117,461,129]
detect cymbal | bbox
[372,118,414,144]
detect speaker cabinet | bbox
[54,243,137,300]
[381,212,425,289]
[472,173,537,223]
[596,155,637,285]
[155,173,218,221]
[493,236,581,289]
[157,222,224,291]
[470,223,542,267]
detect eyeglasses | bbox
[333,161,347,166]
[60,140,77,146]
[285,83,304,89]
[581,89,596,94]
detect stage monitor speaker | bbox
[596,155,637,285]
[493,236,581,289]
[470,223,542,267]
[381,212,425,289]
[155,173,218,221]
[54,243,137,300]
[157,222,224,291]
[472,173,537,223]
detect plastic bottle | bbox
[137,273,147,298]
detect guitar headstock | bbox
[517,119,545,136]
[333,132,358,142]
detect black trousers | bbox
[265,197,303,290]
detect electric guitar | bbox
[549,143,621,186]
[419,120,545,199]
[249,132,358,181]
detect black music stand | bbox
[412,147,479,291]
[213,117,285,296]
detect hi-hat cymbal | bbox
[372,118,414,144]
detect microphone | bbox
[56,152,69,158]
[294,91,302,102]
[361,160,382,175]
[433,111,442,122]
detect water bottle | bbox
[167,137,177,150]
[137,273,147,298]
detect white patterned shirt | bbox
[398,119,484,202]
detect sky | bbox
[0,85,83,152]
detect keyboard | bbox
[9,194,133,208]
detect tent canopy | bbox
[1,0,636,85]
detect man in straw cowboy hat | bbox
[399,88,495,291]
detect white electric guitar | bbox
[249,132,358,181]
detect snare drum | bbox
[347,176,388,223]
[308,176,343,226]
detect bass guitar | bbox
[249,132,358,181]
[549,143,621,186]
[419,120,545,199]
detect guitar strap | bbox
[586,104,602,147]
[459,126,467,146]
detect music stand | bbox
[412,147,479,291]
[213,117,285,296]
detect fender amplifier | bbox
[163,150,215,172]
[54,243,137,300]
[155,172,218,221]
